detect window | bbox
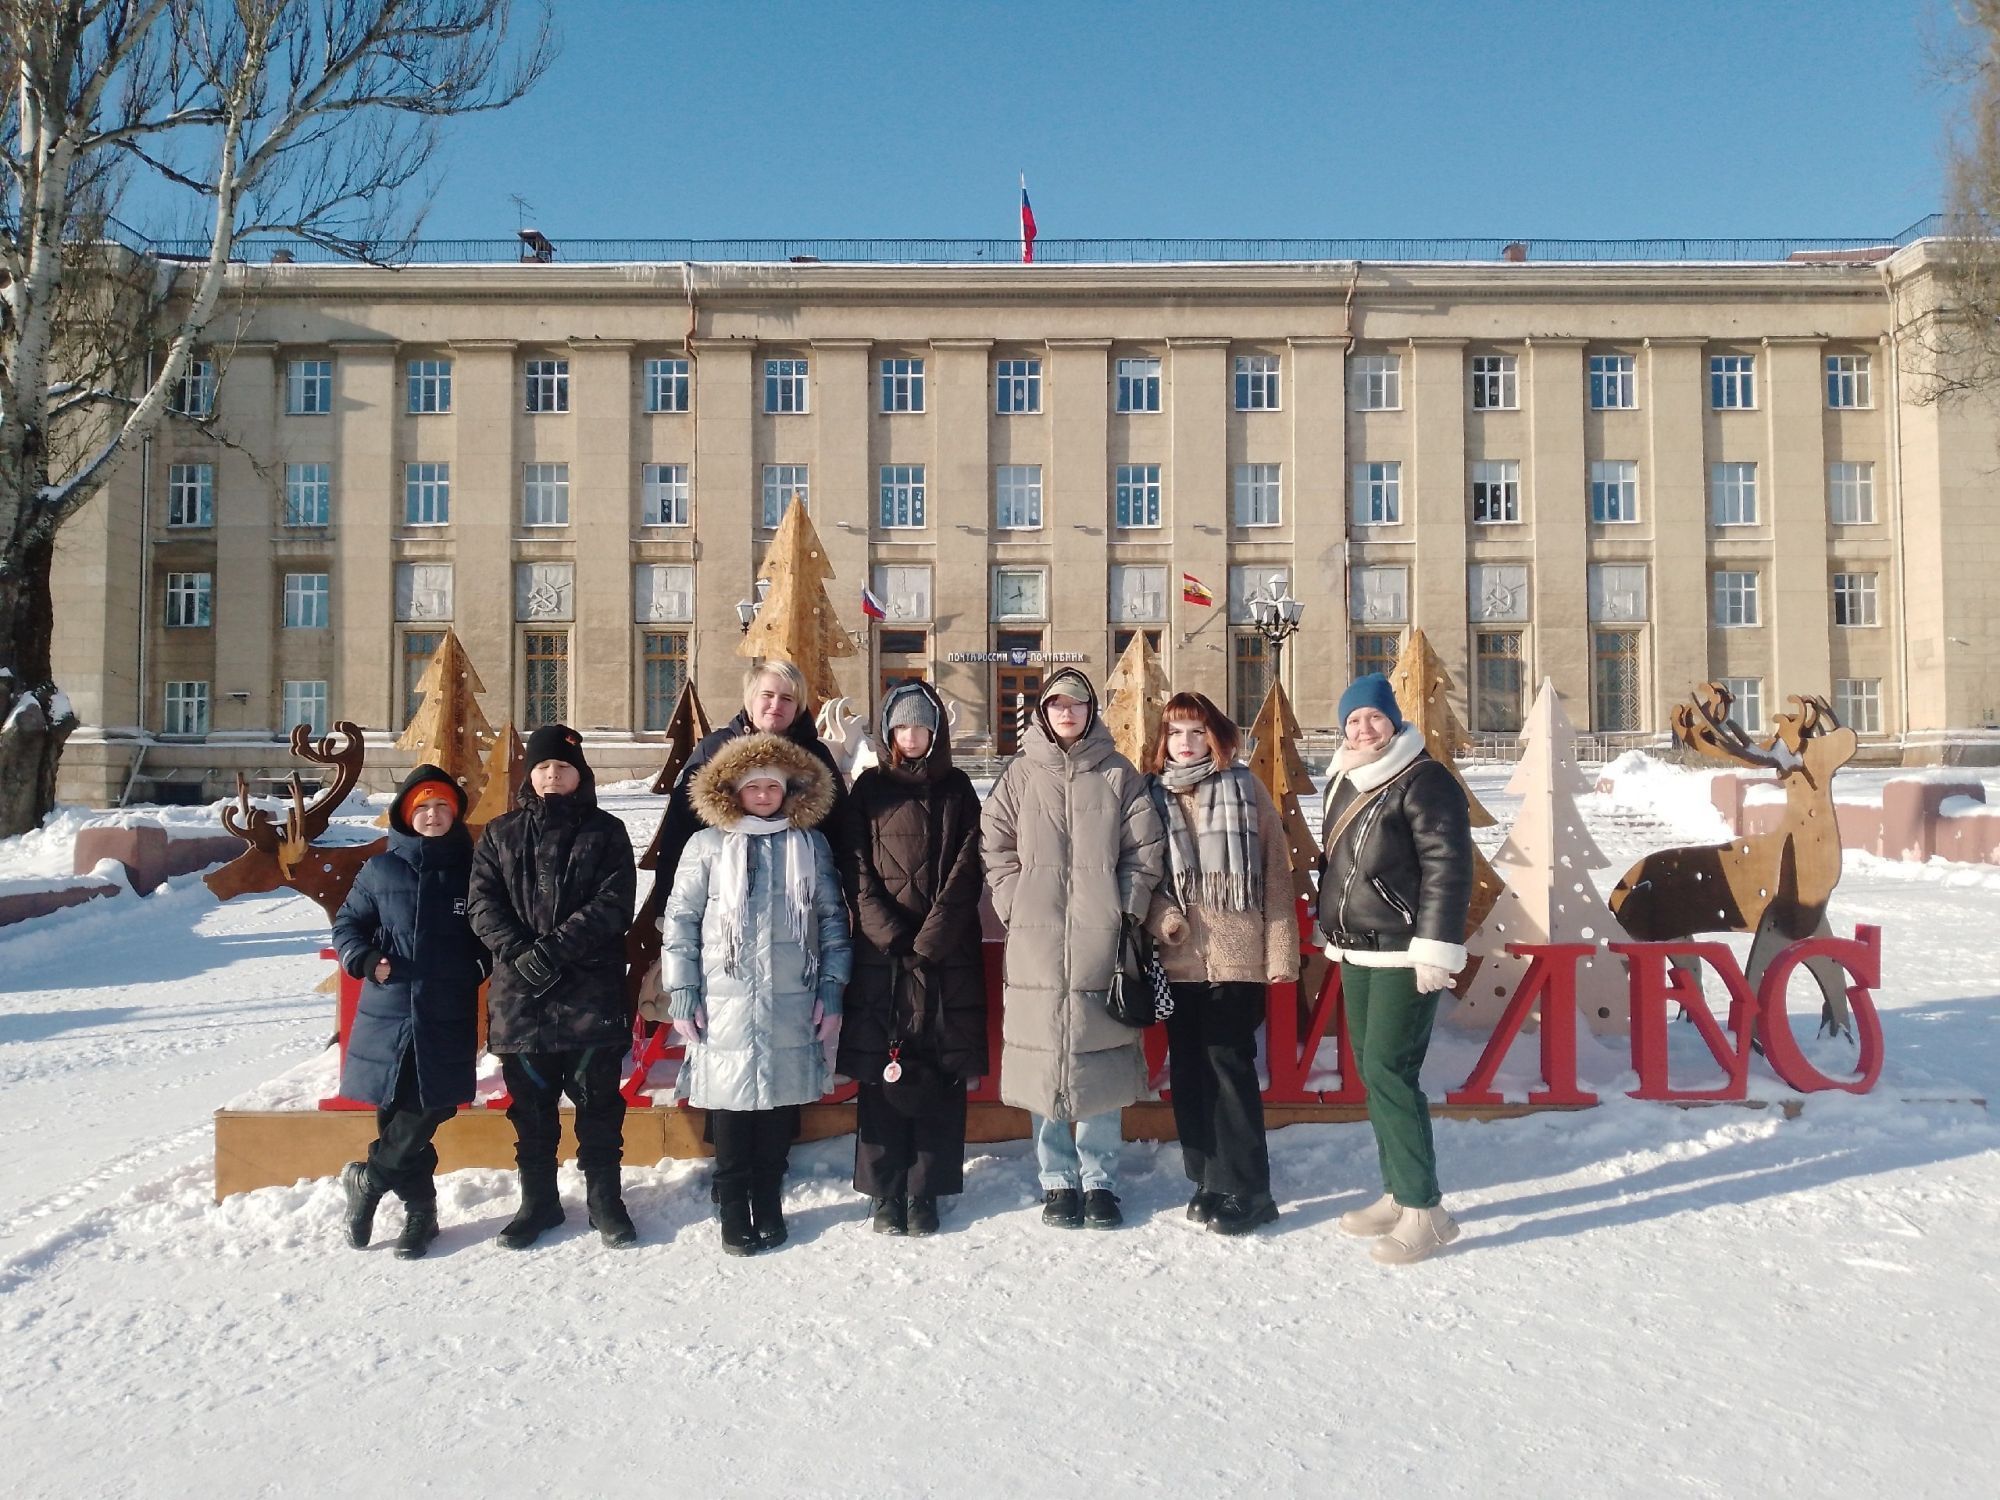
[1471,459,1520,524]
[524,357,568,413]
[284,462,330,527]
[1833,571,1879,627]
[644,357,690,413]
[995,465,1042,530]
[287,358,332,414]
[406,359,451,414]
[880,464,926,529]
[1114,464,1161,528]
[1233,463,1281,527]
[1713,570,1760,627]
[1115,357,1161,413]
[992,567,1047,620]
[639,463,689,527]
[1350,354,1401,410]
[173,358,216,417]
[1233,635,1272,727]
[282,680,328,736]
[1710,354,1756,409]
[165,572,211,628]
[881,629,928,655]
[1592,631,1642,731]
[1827,353,1872,409]
[996,358,1042,414]
[1590,460,1639,523]
[1589,354,1636,410]
[1353,631,1400,681]
[1828,461,1875,524]
[167,463,213,527]
[402,630,443,726]
[1835,678,1883,734]
[764,358,809,414]
[880,357,925,413]
[523,631,569,727]
[1113,628,1164,659]
[283,572,329,629]
[1234,354,1281,411]
[402,463,449,526]
[762,464,809,527]
[1710,462,1758,526]
[163,681,209,737]
[1719,678,1765,732]
[642,631,690,730]
[1470,354,1518,410]
[1474,631,1526,734]
[1110,565,1167,624]
[1352,461,1401,525]
[522,463,569,527]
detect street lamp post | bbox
[735,578,772,634]
[1247,573,1306,686]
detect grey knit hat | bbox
[883,681,939,735]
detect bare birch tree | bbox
[0,0,553,835]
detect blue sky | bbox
[306,1,1963,242]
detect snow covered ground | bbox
[0,765,1995,1498]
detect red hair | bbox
[1145,692,1242,774]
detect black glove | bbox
[511,939,563,997]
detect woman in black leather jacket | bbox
[1314,672,1473,1265]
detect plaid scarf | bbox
[1156,758,1262,913]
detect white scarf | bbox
[712,815,821,985]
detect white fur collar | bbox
[1336,725,1424,791]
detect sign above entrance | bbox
[947,650,1088,665]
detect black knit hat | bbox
[523,722,588,776]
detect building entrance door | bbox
[995,666,1042,756]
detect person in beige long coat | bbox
[982,668,1166,1231]
[1143,692,1299,1238]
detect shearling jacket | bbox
[657,733,852,1112]
[981,717,1166,1121]
[1144,769,1301,987]
[1313,726,1473,974]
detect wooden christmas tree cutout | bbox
[1458,678,1628,1034]
[1246,679,1329,1037]
[1389,626,1495,827]
[464,721,524,833]
[738,499,854,706]
[1103,631,1171,770]
[628,680,716,1009]
[381,628,495,823]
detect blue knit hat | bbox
[1337,673,1404,731]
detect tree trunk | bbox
[0,534,76,838]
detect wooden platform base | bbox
[212,1099,1598,1201]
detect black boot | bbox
[870,1196,907,1235]
[750,1175,787,1250]
[1082,1188,1123,1230]
[906,1195,939,1237]
[1207,1192,1280,1236]
[1042,1187,1082,1228]
[497,1167,565,1250]
[394,1199,440,1259]
[586,1171,637,1248]
[1186,1190,1222,1225]
[719,1189,759,1256]
[341,1161,384,1249]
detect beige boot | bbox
[1370,1204,1460,1265]
[1338,1192,1401,1238]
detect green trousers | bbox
[1341,962,1442,1209]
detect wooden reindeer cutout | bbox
[1609,683,1859,1033]
[205,721,383,921]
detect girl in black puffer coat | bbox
[836,681,986,1237]
[331,764,489,1259]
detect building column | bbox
[569,339,634,731]
[810,338,873,709]
[689,340,754,709]
[1764,336,1833,701]
[210,344,281,734]
[449,340,518,726]
[1409,338,1470,711]
[1165,339,1227,706]
[930,339,993,735]
[1047,338,1111,679]
[328,341,396,732]
[1527,337,1589,710]
[1288,336,1347,729]
[1644,337,1709,730]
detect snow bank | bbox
[1589,751,1734,841]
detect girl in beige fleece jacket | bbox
[1144,692,1299,1236]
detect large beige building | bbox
[48,235,2000,803]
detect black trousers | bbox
[1165,980,1271,1198]
[853,1076,968,1199]
[499,1046,628,1178]
[708,1107,797,1202]
[365,1048,458,1203]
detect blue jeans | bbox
[1032,1110,1123,1191]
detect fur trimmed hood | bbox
[689,732,837,831]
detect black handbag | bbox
[1102,915,1175,1029]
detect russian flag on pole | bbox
[860,586,888,620]
[1020,175,1037,264]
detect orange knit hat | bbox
[400,781,457,824]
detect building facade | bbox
[49,239,2000,803]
